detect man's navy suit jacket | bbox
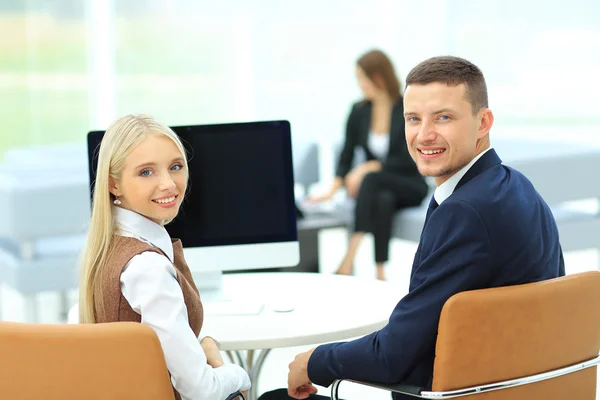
[307,149,566,396]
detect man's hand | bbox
[200,336,224,368]
[287,348,318,399]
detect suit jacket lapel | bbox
[411,149,501,281]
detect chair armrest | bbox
[330,379,424,399]
[225,390,245,400]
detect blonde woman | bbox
[79,114,250,400]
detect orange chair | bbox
[331,271,600,399]
[0,321,244,399]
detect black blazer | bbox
[335,99,422,181]
[308,149,565,397]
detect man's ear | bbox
[478,108,494,138]
[109,176,120,197]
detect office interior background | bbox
[1,0,600,398]
[3,0,600,157]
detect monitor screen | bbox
[87,120,299,272]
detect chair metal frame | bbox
[331,354,600,399]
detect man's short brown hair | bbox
[406,56,488,114]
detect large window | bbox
[0,0,89,154]
[2,0,599,158]
[445,0,600,127]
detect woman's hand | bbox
[305,190,335,203]
[200,336,225,368]
[305,177,344,203]
[345,160,382,198]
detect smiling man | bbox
[403,57,492,187]
[259,56,566,400]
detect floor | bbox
[1,227,599,399]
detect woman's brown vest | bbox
[94,236,204,399]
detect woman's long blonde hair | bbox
[79,114,188,323]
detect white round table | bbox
[201,272,401,400]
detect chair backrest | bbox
[432,271,600,399]
[292,139,320,190]
[0,321,175,400]
[493,137,600,206]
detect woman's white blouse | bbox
[367,131,390,161]
[114,206,250,400]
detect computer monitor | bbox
[87,120,300,300]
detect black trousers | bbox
[258,389,334,400]
[354,171,427,263]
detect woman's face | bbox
[111,134,188,225]
[356,66,383,100]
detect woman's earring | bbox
[113,198,122,206]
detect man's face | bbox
[403,82,492,186]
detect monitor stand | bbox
[191,271,265,316]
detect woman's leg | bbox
[334,171,382,275]
[334,232,365,275]
[338,169,427,277]
[372,190,397,280]
[376,262,386,281]
[334,162,382,275]
[356,172,428,279]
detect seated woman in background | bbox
[78,114,250,400]
[308,49,428,280]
